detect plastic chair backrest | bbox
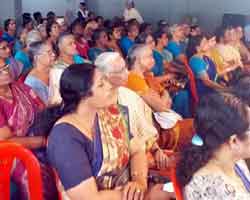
[179,55,199,106]
[0,142,43,200]
[171,168,183,200]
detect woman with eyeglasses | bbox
[25,41,55,105]
[0,38,47,199]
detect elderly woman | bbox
[0,38,46,199]
[25,41,55,105]
[14,30,42,75]
[95,52,173,169]
[38,63,172,200]
[49,33,86,105]
[177,92,250,199]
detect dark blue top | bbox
[119,36,135,56]
[47,123,94,190]
[189,55,217,97]
[2,32,15,43]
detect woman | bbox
[46,20,61,55]
[70,19,90,59]
[154,30,187,77]
[188,35,225,97]
[136,33,191,118]
[2,18,17,47]
[177,92,250,199]
[119,21,139,56]
[0,38,47,199]
[88,28,112,62]
[107,21,123,55]
[41,63,171,200]
[25,41,55,105]
[14,29,33,74]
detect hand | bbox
[122,181,146,200]
[155,149,169,169]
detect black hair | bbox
[70,18,84,34]
[46,20,58,38]
[176,92,250,187]
[80,2,86,7]
[33,12,43,24]
[135,32,152,44]
[140,23,152,34]
[92,28,107,44]
[95,16,104,22]
[126,19,139,34]
[153,30,168,45]
[47,11,56,19]
[31,63,96,136]
[186,35,205,59]
[4,19,14,31]
[22,15,33,28]
[231,75,250,107]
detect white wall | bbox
[189,0,250,31]
[88,0,250,32]
[22,0,80,17]
[0,0,16,25]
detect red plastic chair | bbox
[170,168,183,200]
[0,142,43,200]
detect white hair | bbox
[95,52,121,74]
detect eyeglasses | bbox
[0,64,9,73]
[0,45,9,51]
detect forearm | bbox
[130,151,148,189]
[203,79,224,91]
[6,136,46,149]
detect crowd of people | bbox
[1,0,250,200]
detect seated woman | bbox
[46,20,61,55]
[41,63,173,200]
[136,33,191,118]
[214,27,243,78]
[70,18,90,59]
[126,45,194,150]
[188,35,225,98]
[25,41,55,105]
[14,28,33,74]
[88,28,112,62]
[119,20,139,56]
[107,21,123,56]
[126,44,172,112]
[0,39,47,199]
[177,92,250,199]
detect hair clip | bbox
[192,134,204,146]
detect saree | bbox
[0,82,44,199]
[59,104,132,199]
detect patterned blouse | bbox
[183,161,250,200]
